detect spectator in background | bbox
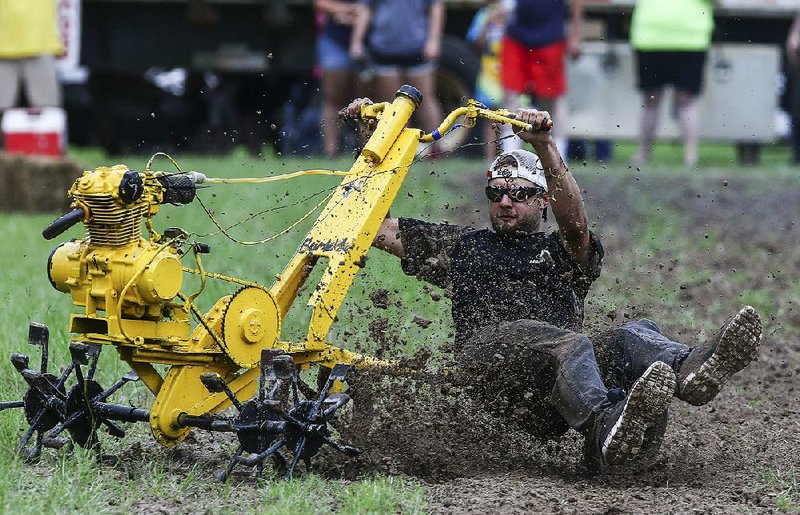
[350,0,444,141]
[630,0,714,168]
[467,0,509,162]
[315,0,360,157]
[786,12,800,165]
[499,0,583,158]
[0,0,62,111]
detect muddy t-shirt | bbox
[398,218,603,346]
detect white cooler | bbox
[2,107,67,156]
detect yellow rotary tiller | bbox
[1,86,537,479]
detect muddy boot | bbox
[585,361,676,473]
[676,306,763,406]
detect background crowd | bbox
[314,0,800,167]
[1,1,800,165]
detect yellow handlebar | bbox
[420,104,552,143]
[358,98,553,145]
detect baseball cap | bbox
[486,150,547,192]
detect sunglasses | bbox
[485,186,545,203]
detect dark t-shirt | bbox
[506,0,567,48]
[398,218,603,346]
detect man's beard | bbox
[490,211,542,236]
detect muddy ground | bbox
[17,164,797,513]
[329,167,800,513]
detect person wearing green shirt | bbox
[630,0,714,168]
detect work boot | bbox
[677,306,762,406]
[587,361,676,472]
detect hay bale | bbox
[0,153,24,211]
[0,152,82,213]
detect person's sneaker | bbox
[677,306,762,406]
[590,361,676,469]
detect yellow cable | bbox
[203,169,355,184]
[195,189,336,246]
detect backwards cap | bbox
[486,149,547,192]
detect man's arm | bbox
[314,0,357,23]
[424,1,445,60]
[567,0,584,59]
[788,12,800,69]
[349,2,371,60]
[514,109,592,268]
[373,216,405,258]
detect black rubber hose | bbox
[42,208,84,240]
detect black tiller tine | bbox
[0,400,24,411]
[95,372,136,403]
[218,447,244,483]
[272,355,298,404]
[102,419,126,439]
[259,350,281,401]
[47,410,81,439]
[200,372,244,411]
[27,322,49,374]
[272,447,288,469]
[321,393,351,418]
[322,435,361,457]
[22,370,66,401]
[10,353,29,373]
[16,410,46,453]
[69,343,89,389]
[242,438,286,469]
[311,364,350,419]
[86,344,102,380]
[22,432,44,462]
[286,436,306,479]
[54,362,75,390]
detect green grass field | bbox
[0,140,797,513]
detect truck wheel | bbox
[435,35,481,155]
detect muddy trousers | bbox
[457,319,691,438]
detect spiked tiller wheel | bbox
[194,351,361,481]
[0,323,146,460]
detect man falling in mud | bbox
[341,98,763,473]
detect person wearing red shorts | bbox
[500,0,583,158]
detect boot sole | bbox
[680,306,762,406]
[602,361,676,466]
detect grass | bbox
[762,468,800,513]
[0,140,797,511]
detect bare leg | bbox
[633,89,663,166]
[483,120,498,161]
[536,97,568,160]
[676,89,700,167]
[406,68,443,140]
[320,69,353,157]
[501,90,524,151]
[373,72,402,106]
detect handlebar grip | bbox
[42,208,85,240]
[360,102,387,119]
[507,113,553,132]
